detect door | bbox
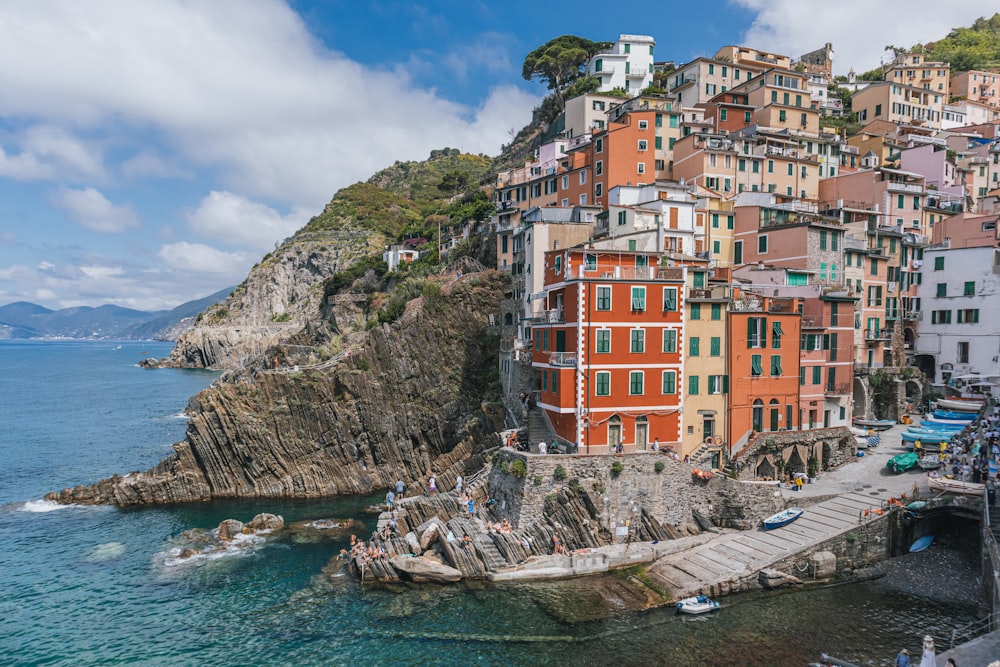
[608,418,622,452]
[703,418,715,441]
[635,421,648,451]
[770,408,779,432]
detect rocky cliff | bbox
[47,272,507,506]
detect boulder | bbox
[758,568,803,589]
[246,513,284,531]
[405,531,421,555]
[418,523,440,551]
[216,519,245,541]
[389,555,462,583]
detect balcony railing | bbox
[903,310,922,320]
[825,383,852,395]
[887,182,923,194]
[569,265,684,281]
[547,351,578,367]
[865,329,891,341]
[688,286,731,300]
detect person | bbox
[538,440,547,455]
[428,475,436,496]
[895,648,910,667]
[652,438,659,452]
[385,489,395,510]
[795,476,804,492]
[920,635,935,667]
[395,478,405,499]
[456,474,463,495]
[467,496,474,516]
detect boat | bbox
[918,454,943,470]
[901,430,953,445]
[887,452,919,473]
[928,477,986,496]
[909,535,934,553]
[906,500,928,512]
[936,398,985,412]
[932,409,976,421]
[852,418,896,431]
[675,594,720,614]
[763,507,804,530]
[916,418,966,430]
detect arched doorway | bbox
[635,416,648,451]
[785,446,806,478]
[756,457,776,480]
[608,415,622,453]
[752,399,764,433]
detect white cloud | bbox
[0,1,533,211]
[186,190,310,250]
[51,186,139,233]
[79,264,124,280]
[120,151,193,180]
[736,0,990,74]
[157,241,250,276]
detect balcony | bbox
[800,315,823,329]
[569,265,684,281]
[547,351,578,367]
[865,329,891,341]
[825,383,852,395]
[903,310,922,320]
[887,182,924,194]
[625,68,647,78]
[688,286,731,301]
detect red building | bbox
[532,247,686,453]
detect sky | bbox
[0,0,990,312]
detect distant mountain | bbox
[0,287,235,341]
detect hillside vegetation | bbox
[922,13,1000,71]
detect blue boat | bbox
[916,419,965,430]
[763,507,804,530]
[901,430,953,444]
[932,410,976,421]
[909,535,934,553]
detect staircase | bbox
[526,406,556,451]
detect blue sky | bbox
[0,0,989,311]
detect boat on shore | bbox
[887,452,919,473]
[932,409,976,421]
[935,398,985,412]
[675,594,720,614]
[909,535,934,553]
[763,507,804,530]
[916,418,966,429]
[929,477,986,496]
[918,454,943,470]
[852,418,896,431]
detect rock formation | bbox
[47,272,507,506]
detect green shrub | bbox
[592,482,606,494]
[553,465,567,481]
[611,461,624,478]
[509,459,527,478]
[569,478,584,494]
[532,475,543,486]
[272,312,292,322]
[654,461,666,474]
[545,493,559,503]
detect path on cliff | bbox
[647,424,930,599]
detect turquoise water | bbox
[0,341,981,666]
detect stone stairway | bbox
[526,406,555,450]
[648,490,896,599]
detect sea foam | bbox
[20,499,78,512]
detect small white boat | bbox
[763,507,804,530]
[918,454,943,470]
[929,477,986,496]
[675,594,720,614]
[853,418,896,431]
[935,398,984,412]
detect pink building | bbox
[951,70,1000,108]
[931,212,1000,248]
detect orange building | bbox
[531,247,686,453]
[726,290,803,456]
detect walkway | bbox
[649,424,928,598]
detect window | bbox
[551,371,557,393]
[579,171,587,185]
[688,374,699,395]
[772,321,783,348]
[662,371,676,394]
[655,136,662,150]
[596,329,611,353]
[779,109,786,122]
[744,111,751,123]
[662,328,677,353]
[638,120,648,130]
[595,138,604,153]
[734,241,743,264]
[596,371,610,396]
[629,371,644,395]
[720,109,728,122]
[710,337,721,356]
[596,286,611,310]
[958,341,969,364]
[584,253,597,272]
[630,329,645,353]
[689,337,700,356]
[638,140,648,151]
[631,286,646,311]
[758,235,768,253]
[768,160,774,173]
[595,160,603,176]
[813,366,822,384]
[748,316,767,348]
[711,303,721,320]
[819,230,827,250]
[663,287,678,311]
[770,355,782,376]
[637,162,646,175]
[964,281,975,296]
[708,375,727,394]
[751,354,763,376]
[800,367,806,385]
[690,303,701,320]
[936,283,947,298]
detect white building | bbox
[915,245,1000,384]
[587,34,655,95]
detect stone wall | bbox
[733,427,855,481]
[487,449,783,534]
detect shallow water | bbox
[0,341,982,666]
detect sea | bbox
[0,340,983,666]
